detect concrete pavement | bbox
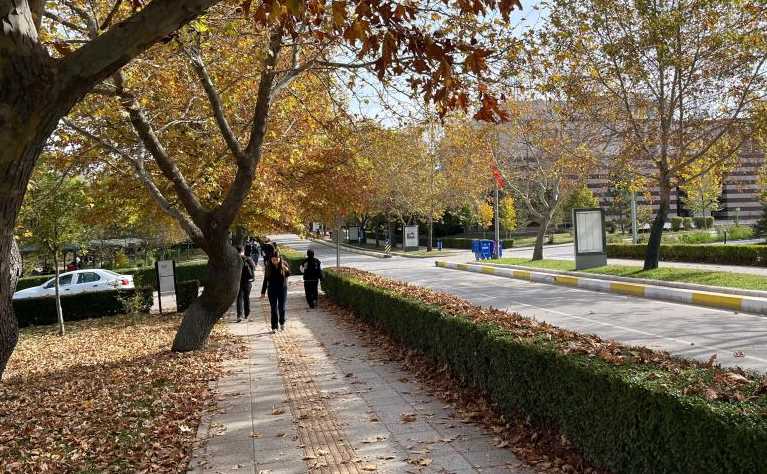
[189,277,530,473]
[274,235,767,373]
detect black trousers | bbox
[304,280,319,307]
[236,282,252,318]
[268,286,287,329]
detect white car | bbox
[13,269,135,300]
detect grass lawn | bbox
[0,313,243,472]
[489,257,767,291]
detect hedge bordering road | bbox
[321,268,767,474]
[607,243,767,266]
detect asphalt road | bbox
[275,235,767,373]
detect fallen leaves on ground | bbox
[325,300,608,474]
[332,268,767,404]
[0,312,244,473]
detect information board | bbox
[155,260,177,314]
[404,225,419,250]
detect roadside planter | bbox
[322,268,767,474]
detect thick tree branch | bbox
[58,0,223,105]
[214,26,283,229]
[182,44,245,161]
[113,70,209,227]
[61,118,204,242]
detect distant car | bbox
[12,269,135,301]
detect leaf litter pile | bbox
[334,268,767,405]
[0,312,245,473]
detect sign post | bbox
[403,225,419,252]
[573,208,607,270]
[155,259,177,314]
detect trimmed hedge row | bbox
[279,248,305,275]
[441,237,515,250]
[16,261,209,291]
[607,243,767,266]
[13,288,153,327]
[321,270,767,474]
[176,280,200,311]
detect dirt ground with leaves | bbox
[0,313,244,473]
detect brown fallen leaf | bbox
[400,413,417,423]
[361,464,377,471]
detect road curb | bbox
[309,238,390,259]
[435,261,767,316]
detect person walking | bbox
[236,245,256,323]
[260,241,276,293]
[299,249,323,308]
[261,251,290,332]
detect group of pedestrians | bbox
[235,238,323,334]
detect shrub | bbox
[605,221,617,233]
[321,269,767,474]
[607,243,767,266]
[682,217,694,230]
[13,288,153,327]
[279,248,306,275]
[670,216,683,231]
[692,216,707,229]
[16,275,53,291]
[176,280,199,311]
[674,230,716,245]
[719,225,754,242]
[705,216,715,229]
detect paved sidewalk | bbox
[188,280,530,473]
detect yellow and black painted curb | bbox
[435,261,767,315]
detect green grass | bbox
[510,232,573,248]
[489,257,767,291]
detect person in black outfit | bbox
[300,249,323,308]
[261,252,290,332]
[236,245,256,323]
[260,242,276,294]
[245,237,259,266]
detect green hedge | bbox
[321,270,767,474]
[279,248,305,275]
[607,243,767,266]
[16,261,209,291]
[176,280,199,312]
[13,288,153,327]
[441,237,514,250]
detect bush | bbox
[607,243,767,266]
[674,230,716,245]
[670,216,683,231]
[279,248,305,275]
[682,217,694,230]
[321,270,767,474]
[719,225,754,241]
[693,216,707,229]
[16,275,53,291]
[13,288,153,327]
[605,221,617,233]
[176,280,199,311]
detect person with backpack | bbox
[236,245,256,323]
[299,249,323,308]
[260,251,290,332]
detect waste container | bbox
[479,240,493,260]
[471,239,480,260]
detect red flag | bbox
[491,164,506,189]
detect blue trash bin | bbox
[479,240,493,260]
[471,239,480,260]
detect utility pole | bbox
[631,191,638,244]
[493,185,501,258]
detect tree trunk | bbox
[53,250,65,337]
[644,181,671,270]
[532,216,551,261]
[171,236,240,352]
[427,215,433,252]
[9,240,21,293]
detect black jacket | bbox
[240,256,256,286]
[261,260,289,293]
[301,257,323,281]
